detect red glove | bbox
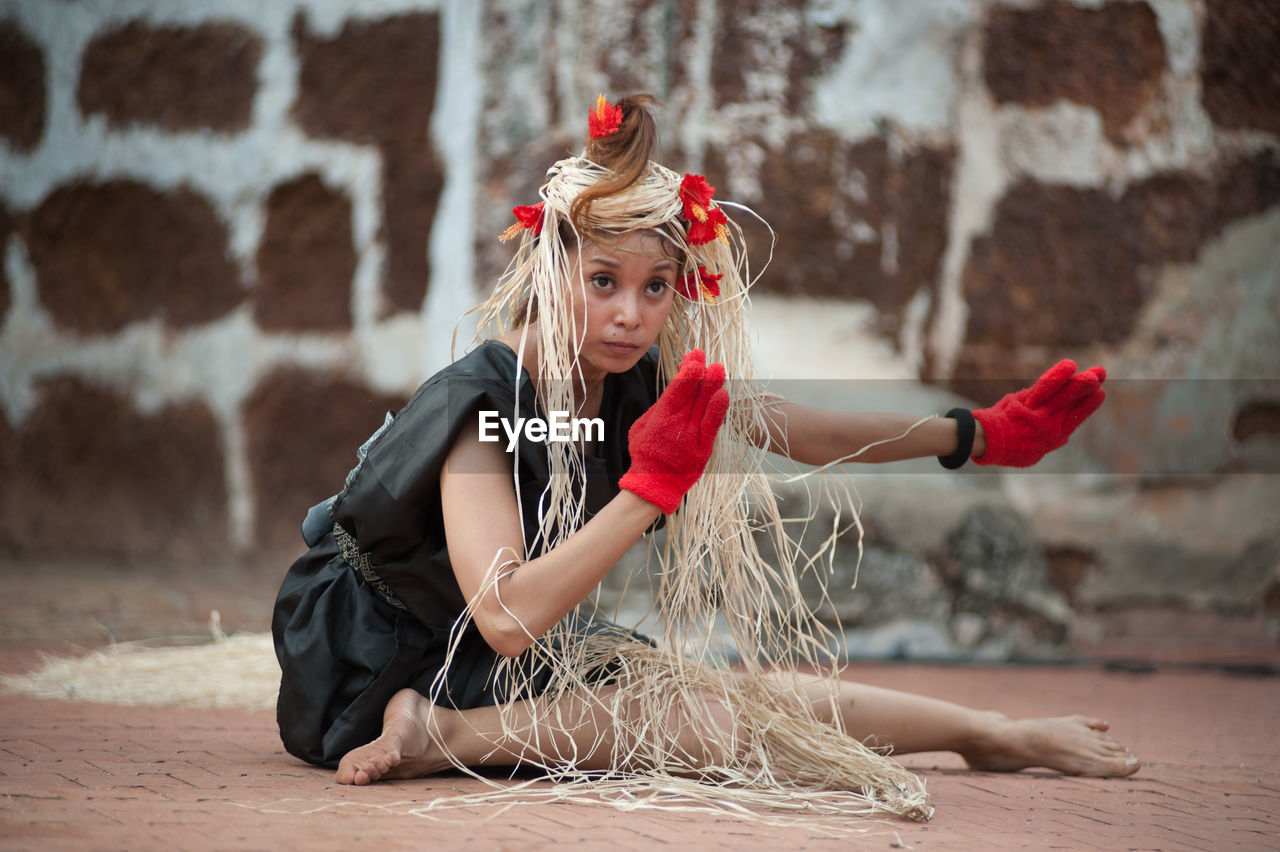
[619,350,731,513]
[973,360,1106,468]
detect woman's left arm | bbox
[750,400,986,466]
[751,359,1105,469]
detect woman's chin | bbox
[595,344,644,369]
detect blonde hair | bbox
[448,95,930,825]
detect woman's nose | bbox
[613,292,640,327]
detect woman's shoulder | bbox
[407,339,525,400]
[440,339,520,381]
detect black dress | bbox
[272,340,660,767]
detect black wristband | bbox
[938,408,975,470]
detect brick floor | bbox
[2,649,1277,851]
[2,560,1278,849]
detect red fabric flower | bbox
[500,202,545,242]
[687,206,728,246]
[680,174,729,246]
[676,266,722,302]
[680,174,716,214]
[588,94,623,139]
[513,203,545,233]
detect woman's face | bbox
[568,230,678,385]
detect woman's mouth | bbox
[604,341,639,355]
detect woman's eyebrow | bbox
[586,254,676,273]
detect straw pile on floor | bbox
[1,613,278,711]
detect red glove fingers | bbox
[1051,366,1105,411]
[619,349,731,513]
[696,371,731,446]
[692,360,728,430]
[1023,359,1078,408]
[656,350,706,415]
[973,360,1107,468]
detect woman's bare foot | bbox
[961,713,1140,777]
[335,688,452,785]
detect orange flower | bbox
[676,265,721,303]
[680,174,730,246]
[500,202,545,242]
[588,94,623,139]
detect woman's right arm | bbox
[440,429,662,658]
[440,349,729,658]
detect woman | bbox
[273,94,1137,820]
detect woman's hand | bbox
[972,360,1106,467]
[619,349,731,513]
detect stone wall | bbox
[1,0,1277,660]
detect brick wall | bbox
[1,0,1277,656]
[1,3,453,558]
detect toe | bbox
[1093,753,1140,778]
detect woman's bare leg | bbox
[336,683,740,785]
[788,673,1140,777]
[336,672,1139,785]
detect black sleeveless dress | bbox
[271,340,660,767]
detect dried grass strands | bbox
[444,154,936,824]
[425,629,932,823]
[226,793,897,839]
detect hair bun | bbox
[572,93,661,229]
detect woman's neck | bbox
[496,327,605,418]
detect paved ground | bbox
[3,651,1278,850]
[1,562,1278,849]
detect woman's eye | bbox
[590,274,614,290]
[646,279,670,295]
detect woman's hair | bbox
[500,95,677,329]
[570,93,660,232]
[450,95,931,823]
